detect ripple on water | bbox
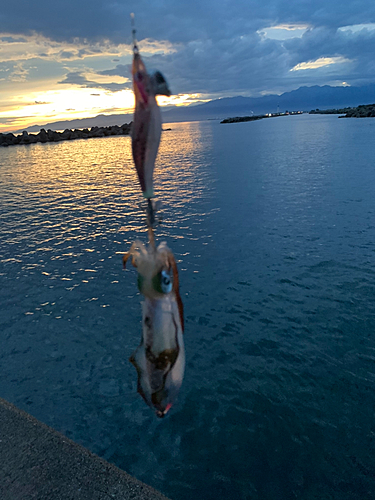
[1,119,375,499]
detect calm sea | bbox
[1,114,375,499]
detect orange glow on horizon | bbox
[0,87,135,133]
[157,93,210,107]
[0,88,208,133]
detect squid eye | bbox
[152,270,172,294]
[161,271,172,293]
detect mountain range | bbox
[19,84,375,133]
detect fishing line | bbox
[130,13,139,54]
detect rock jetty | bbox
[221,111,303,124]
[0,123,132,147]
[221,115,265,124]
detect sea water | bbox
[1,114,375,499]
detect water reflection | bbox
[2,118,375,500]
[0,123,214,246]
[157,121,214,218]
[0,124,216,438]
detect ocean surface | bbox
[1,114,375,499]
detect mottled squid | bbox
[124,241,185,418]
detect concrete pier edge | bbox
[0,397,170,499]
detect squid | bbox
[124,241,185,418]
[132,36,170,200]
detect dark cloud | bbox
[98,64,129,77]
[1,1,375,44]
[142,24,375,95]
[0,115,34,125]
[58,51,77,60]
[1,1,375,96]
[58,70,131,92]
[284,27,375,85]
[0,35,28,43]
[58,71,92,86]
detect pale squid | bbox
[124,241,185,418]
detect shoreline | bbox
[309,103,375,117]
[0,123,132,148]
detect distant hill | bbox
[16,113,133,134]
[162,84,375,122]
[16,84,375,133]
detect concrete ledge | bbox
[0,397,170,500]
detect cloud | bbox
[98,64,129,77]
[144,19,375,95]
[0,35,28,43]
[0,114,35,126]
[0,31,174,66]
[258,24,310,40]
[284,25,375,84]
[143,34,291,96]
[0,32,128,63]
[290,56,352,71]
[9,62,29,81]
[58,69,131,92]
[339,23,375,33]
[1,0,375,46]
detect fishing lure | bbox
[131,19,170,201]
[124,241,185,418]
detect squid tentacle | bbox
[167,251,184,333]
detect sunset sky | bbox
[1,0,375,132]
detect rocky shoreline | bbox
[0,123,132,147]
[309,103,375,117]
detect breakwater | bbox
[0,123,132,147]
[221,111,303,124]
[0,397,170,500]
